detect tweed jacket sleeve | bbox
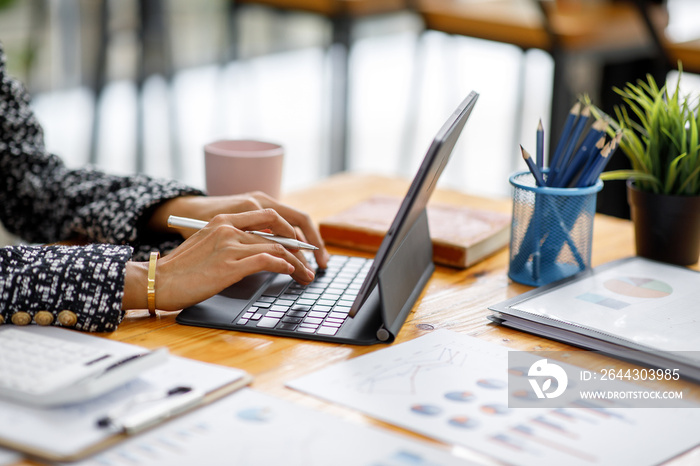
[0,43,204,331]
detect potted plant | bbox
[596,72,700,266]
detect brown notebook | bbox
[319,195,511,269]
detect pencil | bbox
[536,119,545,169]
[547,102,581,186]
[556,119,608,188]
[166,215,319,250]
[566,135,606,188]
[521,145,546,187]
[579,133,622,186]
[551,105,591,186]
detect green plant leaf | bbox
[594,71,700,195]
[600,170,662,191]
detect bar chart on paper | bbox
[287,329,700,466]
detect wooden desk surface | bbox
[16,173,700,465]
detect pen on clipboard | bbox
[97,386,203,434]
[167,215,318,250]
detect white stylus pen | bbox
[167,215,318,250]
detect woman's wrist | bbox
[122,261,149,310]
[147,195,204,234]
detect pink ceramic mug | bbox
[204,140,284,199]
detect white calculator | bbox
[0,326,167,407]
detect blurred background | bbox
[0,0,699,210]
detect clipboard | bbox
[0,328,251,462]
[489,256,700,381]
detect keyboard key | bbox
[281,316,303,324]
[250,313,264,321]
[308,311,328,319]
[317,326,339,336]
[297,327,316,333]
[242,312,255,319]
[252,302,271,308]
[265,311,286,319]
[256,296,275,303]
[262,274,292,297]
[327,283,347,291]
[291,304,311,312]
[329,311,349,319]
[296,299,316,306]
[317,299,337,307]
[270,305,290,313]
[256,317,280,328]
[275,299,295,307]
[312,305,332,312]
[236,318,249,325]
[277,323,298,331]
[321,321,341,328]
[325,317,346,324]
[303,317,323,325]
[287,310,308,318]
[299,323,319,330]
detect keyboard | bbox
[234,255,373,337]
[0,327,168,407]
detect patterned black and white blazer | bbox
[0,43,202,332]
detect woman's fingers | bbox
[250,194,329,268]
[210,209,297,240]
[170,217,315,284]
[208,210,315,270]
[228,241,315,284]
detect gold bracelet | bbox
[147,251,160,316]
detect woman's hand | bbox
[149,192,329,269]
[123,209,317,311]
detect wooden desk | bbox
[15,173,700,465]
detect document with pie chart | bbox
[288,329,700,466]
[489,256,700,378]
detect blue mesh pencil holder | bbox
[508,170,603,286]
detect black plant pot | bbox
[627,180,700,266]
